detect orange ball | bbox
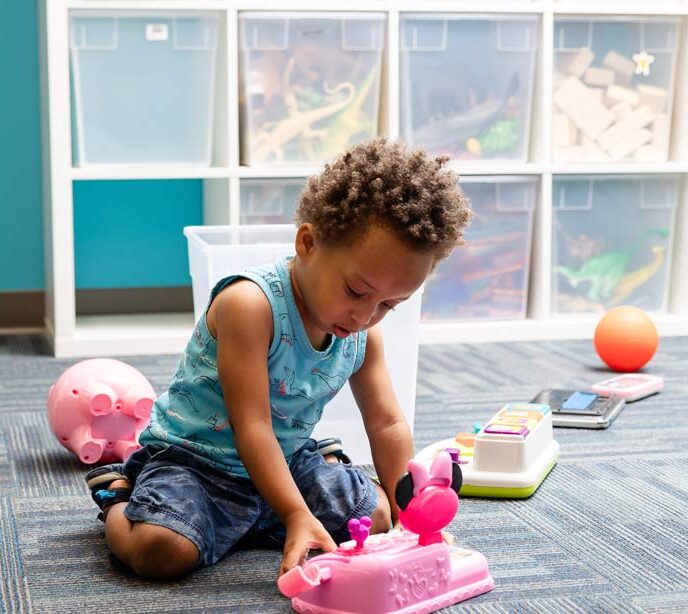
[594,306,659,372]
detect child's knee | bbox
[369,482,392,534]
[129,523,200,579]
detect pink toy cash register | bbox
[278,452,494,613]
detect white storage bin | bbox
[422,177,536,320]
[184,224,423,464]
[552,16,680,162]
[552,175,678,314]
[240,178,305,225]
[70,11,220,166]
[184,225,294,322]
[400,14,538,161]
[238,12,386,166]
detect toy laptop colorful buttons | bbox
[531,389,626,429]
[591,373,664,402]
[278,452,494,613]
[417,403,559,498]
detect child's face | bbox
[292,224,435,339]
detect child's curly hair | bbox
[296,138,471,260]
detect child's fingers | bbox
[279,543,308,577]
[278,527,337,577]
[317,533,337,553]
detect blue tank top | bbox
[139,257,368,477]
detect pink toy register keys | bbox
[278,452,494,613]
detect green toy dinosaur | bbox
[554,229,669,303]
[555,251,631,302]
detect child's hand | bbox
[279,510,337,577]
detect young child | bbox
[85,137,471,580]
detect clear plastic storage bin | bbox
[184,224,423,465]
[552,175,678,314]
[422,177,536,320]
[70,11,220,166]
[238,12,386,166]
[184,225,295,321]
[552,17,680,163]
[400,14,538,161]
[240,178,305,225]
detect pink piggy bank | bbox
[48,358,156,464]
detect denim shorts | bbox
[120,440,378,567]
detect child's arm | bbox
[211,281,337,574]
[349,325,415,525]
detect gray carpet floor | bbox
[1,334,687,613]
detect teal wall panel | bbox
[73,180,202,289]
[0,8,204,293]
[0,3,43,291]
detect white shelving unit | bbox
[39,0,688,357]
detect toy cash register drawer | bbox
[417,403,559,498]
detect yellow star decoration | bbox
[633,50,655,77]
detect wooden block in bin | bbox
[583,67,615,87]
[652,114,670,149]
[611,101,633,123]
[637,84,669,114]
[634,145,667,162]
[554,146,586,162]
[606,84,640,108]
[569,125,580,147]
[597,106,654,151]
[564,48,595,78]
[589,87,605,104]
[554,77,614,140]
[602,50,635,84]
[553,70,567,89]
[552,114,572,148]
[608,129,652,160]
[581,135,608,161]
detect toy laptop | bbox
[278,452,494,613]
[417,403,559,498]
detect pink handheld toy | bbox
[47,358,156,464]
[278,451,494,613]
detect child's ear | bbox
[295,223,316,259]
